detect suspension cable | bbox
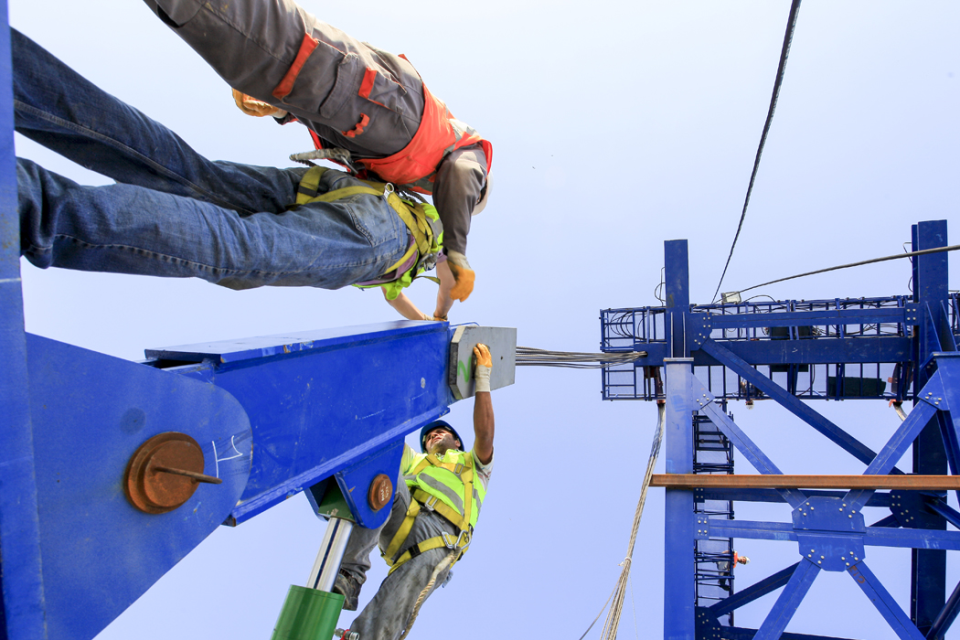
[712,0,803,304]
[734,244,960,296]
[576,404,665,640]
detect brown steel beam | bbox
[651,474,960,490]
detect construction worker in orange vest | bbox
[144,0,492,322]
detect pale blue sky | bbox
[9,1,960,638]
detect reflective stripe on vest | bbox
[404,450,485,530]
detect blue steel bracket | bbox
[686,313,711,351]
[24,334,252,640]
[333,440,405,528]
[847,562,925,640]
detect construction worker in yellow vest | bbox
[333,344,495,640]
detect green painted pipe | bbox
[271,585,345,640]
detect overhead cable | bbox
[515,347,647,369]
[735,244,960,296]
[711,0,803,304]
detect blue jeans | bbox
[13,29,408,290]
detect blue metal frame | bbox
[602,222,958,639]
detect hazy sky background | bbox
[8,1,960,638]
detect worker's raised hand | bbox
[446,250,475,302]
[231,89,288,118]
[473,343,492,393]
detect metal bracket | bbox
[448,326,517,400]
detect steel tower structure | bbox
[600,224,960,639]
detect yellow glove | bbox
[231,89,288,118]
[473,343,492,393]
[446,250,475,302]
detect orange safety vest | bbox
[274,35,493,192]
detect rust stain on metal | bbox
[368,474,393,511]
[124,432,214,514]
[651,474,960,490]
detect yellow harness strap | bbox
[294,167,435,275]
[382,452,477,575]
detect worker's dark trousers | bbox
[341,482,461,640]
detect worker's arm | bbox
[382,289,432,321]
[432,260,456,321]
[472,344,495,465]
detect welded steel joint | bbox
[124,432,221,514]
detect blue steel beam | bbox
[690,379,806,508]
[700,339,892,468]
[843,392,940,510]
[706,519,960,551]
[700,488,891,508]
[146,323,454,523]
[707,562,799,618]
[912,220,950,635]
[927,579,960,640]
[847,562,925,640]
[0,3,47,638]
[707,306,920,329]
[753,560,820,640]
[690,336,912,368]
[718,627,858,640]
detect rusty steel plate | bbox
[368,474,393,511]
[124,432,207,514]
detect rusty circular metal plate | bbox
[124,432,206,514]
[368,474,393,511]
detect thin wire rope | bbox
[600,404,664,640]
[575,404,665,640]
[712,0,803,304]
[735,244,960,296]
[516,347,647,369]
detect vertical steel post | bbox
[911,220,949,633]
[662,239,695,639]
[0,9,48,640]
[272,518,353,640]
[306,519,354,592]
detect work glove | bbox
[446,250,475,302]
[231,89,288,119]
[473,343,492,393]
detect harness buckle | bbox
[441,530,470,551]
[422,495,439,511]
[441,530,470,550]
[453,462,464,475]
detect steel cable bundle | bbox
[515,347,647,369]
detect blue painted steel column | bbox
[663,357,696,640]
[664,240,690,358]
[0,9,48,640]
[662,238,695,639]
[911,220,949,633]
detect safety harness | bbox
[295,166,444,299]
[381,451,482,575]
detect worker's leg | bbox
[17,158,408,289]
[338,481,413,591]
[348,511,458,640]
[142,0,422,155]
[11,29,299,216]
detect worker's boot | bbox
[332,570,362,611]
